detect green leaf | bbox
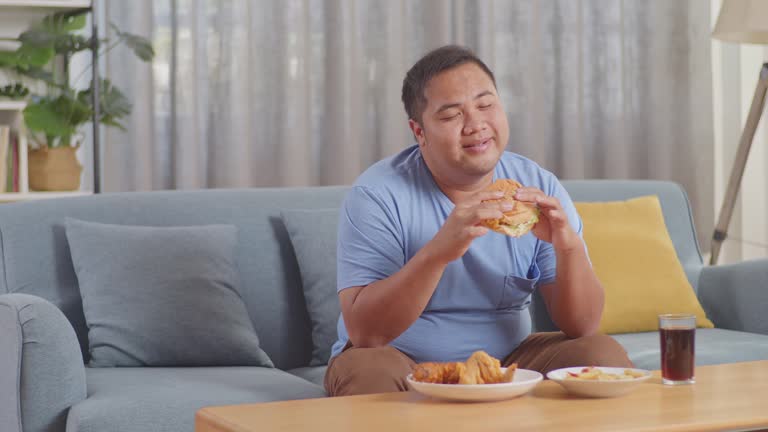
[23,99,77,137]
[19,11,91,57]
[17,66,56,84]
[101,80,132,118]
[53,34,92,55]
[0,45,53,69]
[15,44,54,67]
[100,117,127,131]
[108,22,123,37]
[80,78,132,119]
[23,94,94,144]
[0,50,19,67]
[40,11,87,34]
[18,29,56,48]
[121,32,155,61]
[57,94,92,126]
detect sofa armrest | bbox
[0,294,86,432]
[698,259,768,335]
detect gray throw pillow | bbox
[65,218,274,368]
[281,209,341,366]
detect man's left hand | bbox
[515,187,581,252]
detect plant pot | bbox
[28,146,83,191]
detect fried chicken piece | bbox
[458,358,481,385]
[459,351,505,384]
[475,351,505,384]
[502,363,518,383]
[412,362,465,384]
[444,362,466,384]
[412,351,512,385]
[412,362,441,383]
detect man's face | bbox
[409,62,509,185]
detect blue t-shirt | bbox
[330,145,583,363]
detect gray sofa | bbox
[1,180,767,432]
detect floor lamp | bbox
[710,0,768,265]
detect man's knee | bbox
[324,346,415,397]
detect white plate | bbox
[546,366,652,398]
[406,367,543,402]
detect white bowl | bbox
[546,366,652,398]
[406,367,543,402]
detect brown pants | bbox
[324,332,633,396]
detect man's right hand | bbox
[424,190,512,264]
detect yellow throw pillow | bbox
[575,195,714,334]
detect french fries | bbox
[564,367,646,381]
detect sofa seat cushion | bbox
[286,366,328,389]
[612,328,768,371]
[66,367,325,432]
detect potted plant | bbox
[0,10,153,191]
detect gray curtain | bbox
[103,0,714,247]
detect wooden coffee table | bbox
[196,360,768,432]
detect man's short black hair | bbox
[401,45,496,125]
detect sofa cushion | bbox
[575,196,714,334]
[66,367,325,432]
[281,209,341,366]
[612,328,768,371]
[286,366,328,388]
[65,218,273,368]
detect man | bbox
[324,45,632,397]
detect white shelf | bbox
[0,1,90,9]
[0,100,27,111]
[0,191,92,202]
[0,1,90,38]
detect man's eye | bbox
[441,113,460,121]
[479,103,492,109]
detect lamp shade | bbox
[713,0,768,44]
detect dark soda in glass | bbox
[660,327,695,382]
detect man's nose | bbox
[462,115,484,135]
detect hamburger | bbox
[480,179,539,237]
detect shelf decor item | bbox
[0,8,153,191]
[27,144,81,191]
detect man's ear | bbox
[409,119,426,147]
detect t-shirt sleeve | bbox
[535,180,586,286]
[337,186,405,292]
